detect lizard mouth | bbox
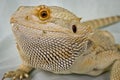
[11,23,73,37]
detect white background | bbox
[0,0,120,80]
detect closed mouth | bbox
[11,22,72,35]
[11,23,71,36]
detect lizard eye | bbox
[39,8,50,21]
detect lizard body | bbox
[2,5,120,80]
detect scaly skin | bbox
[81,16,120,28]
[2,5,120,80]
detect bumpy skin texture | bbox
[2,5,120,80]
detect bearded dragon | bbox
[2,5,120,80]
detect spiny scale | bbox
[81,16,120,29]
[19,36,87,72]
[14,24,88,72]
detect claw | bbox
[13,76,16,80]
[24,73,29,78]
[20,75,23,80]
[2,77,5,80]
[2,70,30,80]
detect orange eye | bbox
[39,8,50,21]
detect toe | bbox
[2,70,30,80]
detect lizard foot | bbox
[2,70,29,80]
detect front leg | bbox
[2,64,33,80]
[110,59,120,80]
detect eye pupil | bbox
[72,25,77,33]
[41,11,47,18]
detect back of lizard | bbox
[81,16,120,29]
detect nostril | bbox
[10,17,17,23]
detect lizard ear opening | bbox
[79,18,82,21]
[72,25,77,33]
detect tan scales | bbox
[2,5,120,80]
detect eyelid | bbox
[39,9,50,20]
[33,5,51,21]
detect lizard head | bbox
[11,5,92,36]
